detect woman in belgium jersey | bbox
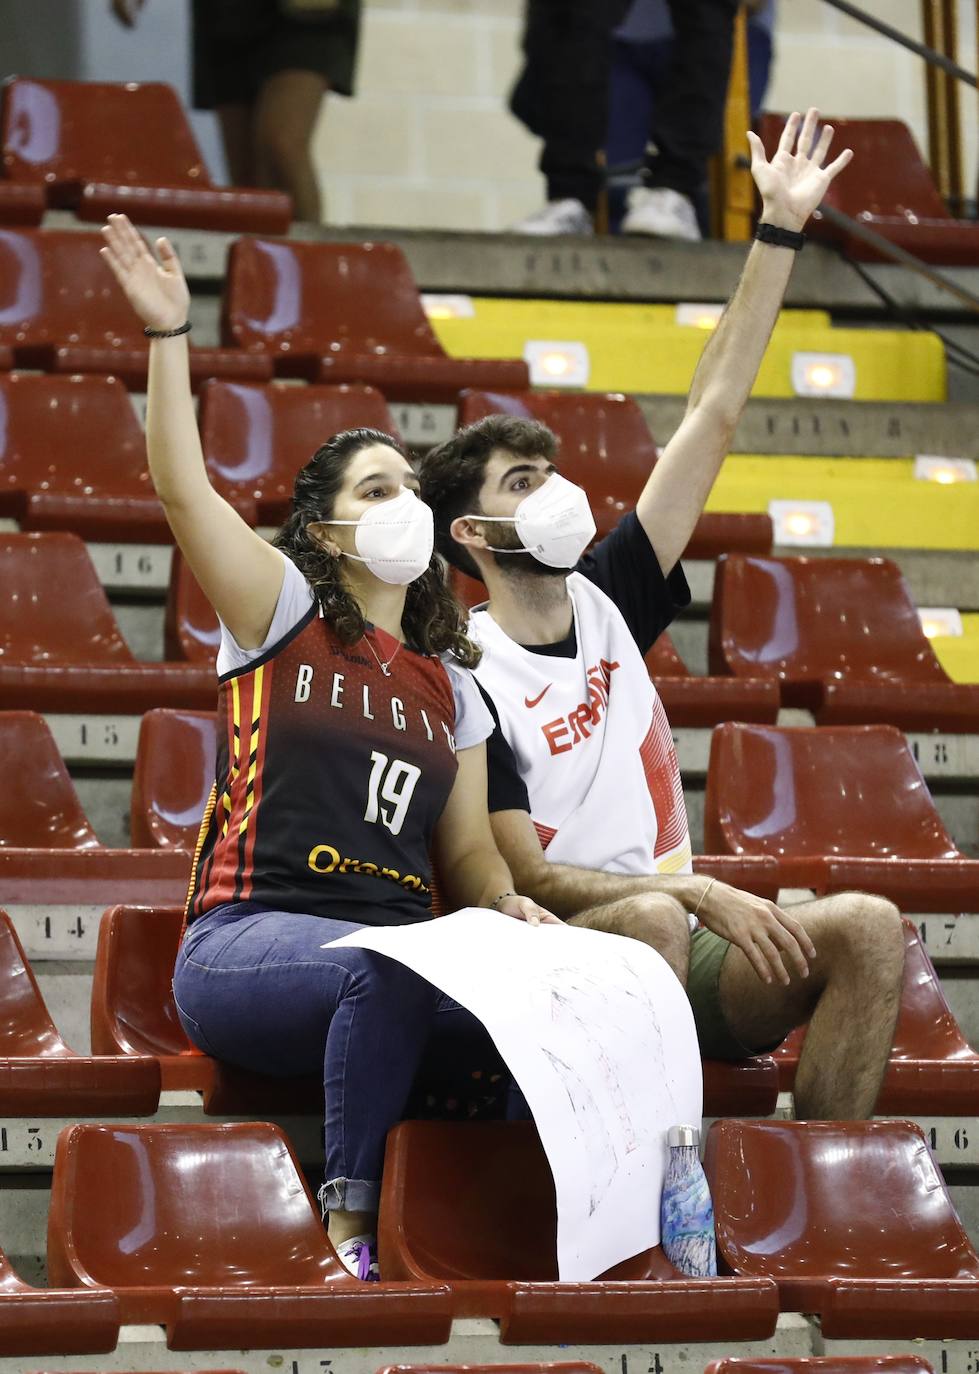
[100,214,556,1282]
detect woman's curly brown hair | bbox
[273,427,481,668]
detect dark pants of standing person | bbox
[607,21,774,231]
[510,0,739,213]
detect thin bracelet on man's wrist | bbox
[692,877,717,919]
[489,890,517,910]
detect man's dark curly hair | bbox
[274,427,481,667]
[419,414,559,580]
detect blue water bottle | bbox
[660,1124,717,1277]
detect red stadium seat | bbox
[706,1359,934,1374]
[47,1121,453,1348]
[223,239,529,401]
[90,904,325,1114]
[703,722,979,905]
[0,229,271,390]
[379,1119,777,1341]
[380,1367,602,1374]
[645,634,779,728]
[0,182,44,226]
[0,534,215,712]
[0,711,98,848]
[0,373,168,540]
[1,79,291,234]
[0,1242,119,1356]
[0,908,160,1115]
[132,709,217,849]
[705,1118,979,1336]
[774,920,979,1115]
[710,555,979,731]
[199,379,400,525]
[758,115,979,265]
[165,552,222,664]
[458,389,773,560]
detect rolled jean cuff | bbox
[318,1176,381,1215]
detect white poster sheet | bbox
[327,908,702,1281]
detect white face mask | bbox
[473,473,597,570]
[322,486,434,585]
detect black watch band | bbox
[754,221,805,251]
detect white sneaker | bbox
[335,1232,380,1282]
[621,186,702,242]
[510,198,594,236]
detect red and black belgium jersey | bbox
[187,603,459,926]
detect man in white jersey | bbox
[420,110,906,1120]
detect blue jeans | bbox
[172,902,500,1214]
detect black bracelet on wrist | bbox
[489,891,517,910]
[143,321,192,338]
[754,221,805,251]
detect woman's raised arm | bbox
[100,213,285,649]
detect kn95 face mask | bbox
[322,486,435,585]
[473,473,597,569]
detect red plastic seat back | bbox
[892,921,976,1063]
[704,722,958,860]
[0,372,149,508]
[710,555,951,686]
[1,79,212,195]
[0,229,152,353]
[48,1121,340,1291]
[0,711,99,848]
[90,905,191,1059]
[458,389,656,541]
[706,1358,935,1374]
[705,1118,979,1282]
[199,379,400,519]
[0,908,72,1055]
[383,1120,560,1279]
[224,238,451,360]
[645,632,687,677]
[131,710,217,849]
[757,114,949,222]
[165,553,221,664]
[0,532,134,665]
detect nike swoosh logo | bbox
[524,684,554,709]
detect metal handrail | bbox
[820,0,977,87]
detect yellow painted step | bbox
[704,456,979,550]
[932,615,979,683]
[432,303,945,402]
[426,297,832,334]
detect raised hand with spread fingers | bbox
[99,213,189,333]
[746,106,854,233]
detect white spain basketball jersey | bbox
[470,574,691,876]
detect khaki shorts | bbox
[688,927,782,1060]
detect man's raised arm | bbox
[637,108,852,575]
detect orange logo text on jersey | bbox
[541,658,620,756]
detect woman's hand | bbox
[100,213,190,333]
[494,895,562,927]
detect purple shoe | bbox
[336,1233,380,1282]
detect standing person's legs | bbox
[172,904,446,1246]
[510,0,629,232]
[645,0,740,198]
[252,69,329,221]
[216,105,256,186]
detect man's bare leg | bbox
[569,893,691,985]
[717,891,905,1119]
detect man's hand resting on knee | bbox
[694,881,816,986]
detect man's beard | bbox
[485,523,569,580]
